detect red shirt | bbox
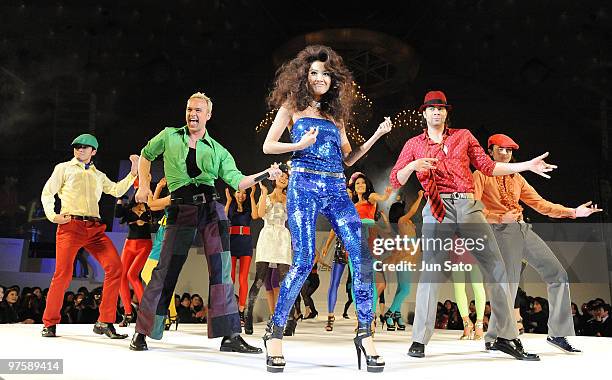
[390,128,496,193]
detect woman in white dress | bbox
[244,171,292,334]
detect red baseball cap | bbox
[488,134,519,150]
[419,90,452,112]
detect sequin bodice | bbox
[290,117,344,173]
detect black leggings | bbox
[300,273,320,313]
[246,262,290,322]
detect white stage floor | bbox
[1,318,610,379]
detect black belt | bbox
[171,192,219,205]
[70,215,102,222]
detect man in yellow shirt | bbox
[40,133,138,339]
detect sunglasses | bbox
[73,144,93,150]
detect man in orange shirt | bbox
[473,133,602,353]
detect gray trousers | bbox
[412,198,517,344]
[485,222,574,342]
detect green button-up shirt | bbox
[141,126,245,192]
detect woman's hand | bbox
[297,127,319,149]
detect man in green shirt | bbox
[130,92,281,354]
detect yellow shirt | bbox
[41,158,137,222]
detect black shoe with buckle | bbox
[41,325,57,337]
[93,321,128,339]
[547,336,582,353]
[129,333,148,351]
[492,338,540,361]
[407,342,425,358]
[220,335,263,354]
[485,341,497,351]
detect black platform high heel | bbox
[393,311,406,331]
[263,322,286,373]
[354,326,385,372]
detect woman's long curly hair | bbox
[267,45,355,125]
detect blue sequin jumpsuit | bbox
[271,117,374,329]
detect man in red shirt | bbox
[390,91,556,360]
[474,133,602,353]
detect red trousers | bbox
[231,256,252,308]
[119,238,152,314]
[43,220,122,327]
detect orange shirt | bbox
[472,171,575,223]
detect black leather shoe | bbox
[407,342,425,358]
[492,338,540,361]
[93,322,128,339]
[485,341,497,351]
[129,333,148,351]
[220,335,263,354]
[41,325,57,337]
[547,336,582,353]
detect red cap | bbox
[487,134,519,150]
[419,90,452,112]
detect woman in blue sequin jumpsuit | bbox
[261,45,392,372]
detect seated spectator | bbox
[468,300,477,324]
[61,291,76,323]
[19,293,42,324]
[483,301,491,331]
[525,297,549,334]
[0,288,21,323]
[0,285,5,303]
[190,294,207,324]
[571,302,583,335]
[584,303,612,337]
[177,293,193,323]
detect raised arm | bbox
[257,183,269,219]
[224,187,232,216]
[400,190,424,222]
[147,177,170,211]
[249,185,259,220]
[135,156,153,203]
[341,118,392,167]
[369,186,393,204]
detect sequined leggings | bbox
[271,172,373,329]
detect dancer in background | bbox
[382,190,423,331]
[225,185,259,325]
[115,177,154,327]
[40,134,137,338]
[244,171,292,335]
[475,133,601,353]
[140,177,176,330]
[262,45,391,372]
[321,230,349,331]
[348,172,392,321]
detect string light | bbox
[385,108,426,150]
[389,108,425,136]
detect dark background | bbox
[0,0,610,239]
